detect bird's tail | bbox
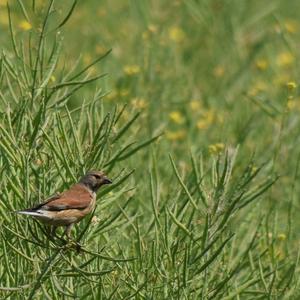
[15,210,42,217]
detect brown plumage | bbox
[16,171,112,238]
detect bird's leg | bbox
[50,226,66,247]
[45,225,52,236]
[51,226,65,242]
[63,224,74,240]
[44,225,60,245]
[51,226,57,237]
[44,225,54,242]
[59,224,73,247]
[63,224,81,252]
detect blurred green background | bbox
[1,0,300,298]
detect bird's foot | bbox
[61,239,82,252]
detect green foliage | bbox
[0,0,299,299]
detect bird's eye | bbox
[94,174,101,179]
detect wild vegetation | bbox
[0,0,300,299]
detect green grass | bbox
[1,0,300,299]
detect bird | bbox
[16,170,112,239]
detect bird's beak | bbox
[103,177,112,185]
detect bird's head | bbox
[79,170,112,192]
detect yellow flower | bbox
[217,113,224,124]
[248,81,268,97]
[277,233,286,241]
[276,52,295,67]
[123,65,140,75]
[213,65,225,77]
[190,100,201,110]
[273,73,290,86]
[107,90,118,101]
[95,45,107,55]
[143,24,158,40]
[131,97,148,109]
[142,31,150,40]
[83,53,92,65]
[19,20,32,31]
[255,59,268,71]
[196,109,215,129]
[197,120,207,129]
[120,89,130,97]
[208,143,225,155]
[169,111,185,124]
[287,99,297,111]
[166,130,186,141]
[276,249,285,260]
[168,26,185,43]
[148,24,158,33]
[121,110,130,121]
[286,81,297,90]
[0,11,8,26]
[285,19,298,33]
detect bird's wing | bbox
[28,193,61,210]
[30,184,93,211]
